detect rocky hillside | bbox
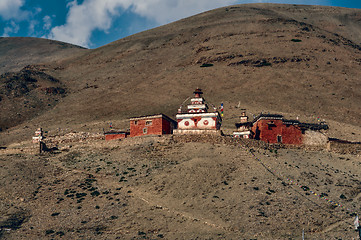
[0,38,87,131]
[1,3,361,143]
[0,66,67,131]
[0,135,360,239]
[0,4,360,239]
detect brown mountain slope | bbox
[0,37,87,74]
[0,38,88,132]
[0,4,361,239]
[1,3,361,143]
[0,66,67,132]
[0,136,360,239]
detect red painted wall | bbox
[251,119,303,145]
[105,133,127,141]
[130,116,174,137]
[162,118,174,134]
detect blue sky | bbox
[0,0,360,49]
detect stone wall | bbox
[172,134,270,149]
[327,140,361,155]
[303,130,328,147]
[44,132,104,145]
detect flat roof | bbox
[253,114,284,123]
[104,130,129,135]
[129,113,176,123]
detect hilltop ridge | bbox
[0,37,87,74]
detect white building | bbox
[174,89,222,135]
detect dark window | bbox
[267,121,276,130]
[277,135,282,143]
[134,121,138,125]
[145,120,152,126]
[143,128,147,134]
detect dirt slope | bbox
[0,38,88,131]
[1,4,361,144]
[0,37,87,74]
[0,135,360,239]
[0,5,360,238]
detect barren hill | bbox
[0,37,87,74]
[0,135,360,239]
[0,4,361,239]
[2,3,360,144]
[0,38,87,132]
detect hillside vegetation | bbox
[0,135,360,239]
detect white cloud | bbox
[43,15,52,30]
[131,0,237,24]
[48,0,128,47]
[48,0,238,48]
[28,20,37,35]
[0,0,28,20]
[2,21,20,37]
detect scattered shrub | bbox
[301,27,310,32]
[76,193,87,198]
[200,63,214,67]
[45,229,55,235]
[0,211,30,230]
[91,191,100,197]
[340,194,347,199]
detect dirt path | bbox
[321,217,354,233]
[65,166,235,234]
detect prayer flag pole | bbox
[354,215,361,240]
[220,103,224,117]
